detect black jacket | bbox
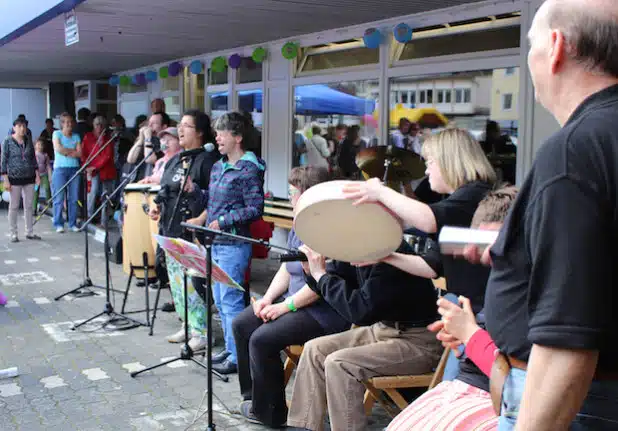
[1,136,37,185]
[305,242,439,326]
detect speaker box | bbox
[107,231,123,265]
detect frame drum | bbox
[122,184,156,278]
[147,185,161,252]
[294,180,403,262]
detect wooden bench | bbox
[264,199,294,229]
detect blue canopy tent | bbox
[213,85,375,116]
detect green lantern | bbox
[159,66,169,78]
[281,42,299,60]
[119,75,130,86]
[211,56,227,73]
[252,47,267,63]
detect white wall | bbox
[0,88,48,137]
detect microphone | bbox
[278,252,308,262]
[204,142,215,152]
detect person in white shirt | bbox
[306,126,331,168]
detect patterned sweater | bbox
[1,135,37,185]
[203,152,265,242]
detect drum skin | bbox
[294,180,403,262]
[122,184,156,278]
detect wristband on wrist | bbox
[286,297,297,312]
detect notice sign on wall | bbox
[64,9,79,46]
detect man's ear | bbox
[549,29,568,75]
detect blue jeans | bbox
[212,242,252,365]
[52,167,80,228]
[499,368,618,430]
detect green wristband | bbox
[286,297,297,312]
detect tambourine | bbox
[294,180,403,262]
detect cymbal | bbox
[356,145,426,183]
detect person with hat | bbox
[139,127,181,185]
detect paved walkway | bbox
[0,211,391,430]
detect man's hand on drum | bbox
[260,302,289,322]
[342,177,384,205]
[298,245,327,281]
[148,204,160,221]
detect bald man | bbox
[462,1,618,430]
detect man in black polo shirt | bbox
[465,0,618,429]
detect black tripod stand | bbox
[72,192,146,331]
[49,132,118,301]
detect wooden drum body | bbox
[294,180,403,262]
[148,185,161,253]
[122,184,156,278]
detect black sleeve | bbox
[526,177,612,350]
[315,260,404,326]
[429,188,479,232]
[419,237,444,277]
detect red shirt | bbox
[81,132,117,181]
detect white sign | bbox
[64,9,79,46]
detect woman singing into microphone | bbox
[148,110,219,351]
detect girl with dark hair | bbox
[187,111,266,375]
[149,110,220,351]
[232,166,350,427]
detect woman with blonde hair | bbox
[342,128,497,379]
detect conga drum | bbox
[294,180,403,262]
[122,184,156,278]
[147,185,161,252]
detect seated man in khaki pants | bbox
[287,241,442,431]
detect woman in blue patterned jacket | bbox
[188,111,265,375]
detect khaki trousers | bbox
[9,184,35,236]
[287,322,442,431]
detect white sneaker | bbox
[71,226,80,232]
[56,227,65,233]
[166,328,188,343]
[188,336,208,352]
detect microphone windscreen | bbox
[204,142,215,152]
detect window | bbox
[401,92,408,104]
[292,80,378,170]
[237,57,263,84]
[410,91,416,105]
[208,92,228,119]
[75,84,89,101]
[299,41,379,74]
[437,90,444,104]
[455,89,463,103]
[209,67,228,85]
[397,13,521,62]
[445,90,452,104]
[505,67,516,76]
[426,90,433,104]
[163,96,181,121]
[502,93,513,110]
[238,89,263,157]
[184,66,205,110]
[419,90,426,104]
[161,76,180,92]
[463,89,472,103]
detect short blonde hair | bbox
[421,128,496,191]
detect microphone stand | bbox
[51,132,120,301]
[72,148,157,332]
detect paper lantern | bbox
[169,61,182,77]
[108,75,120,86]
[189,60,203,75]
[252,47,267,63]
[159,66,169,78]
[135,73,146,85]
[281,42,299,60]
[146,70,158,82]
[363,28,382,49]
[229,54,242,69]
[119,75,130,86]
[211,56,227,73]
[394,23,413,43]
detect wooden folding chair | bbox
[362,346,450,417]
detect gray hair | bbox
[545,0,618,77]
[213,111,250,145]
[93,115,108,128]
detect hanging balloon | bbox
[281,42,299,60]
[211,56,227,73]
[119,75,130,86]
[393,23,413,43]
[146,70,158,82]
[252,47,267,63]
[189,60,203,75]
[169,61,182,77]
[159,66,169,78]
[228,54,242,69]
[135,73,147,85]
[363,28,383,49]
[131,75,139,85]
[108,75,120,86]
